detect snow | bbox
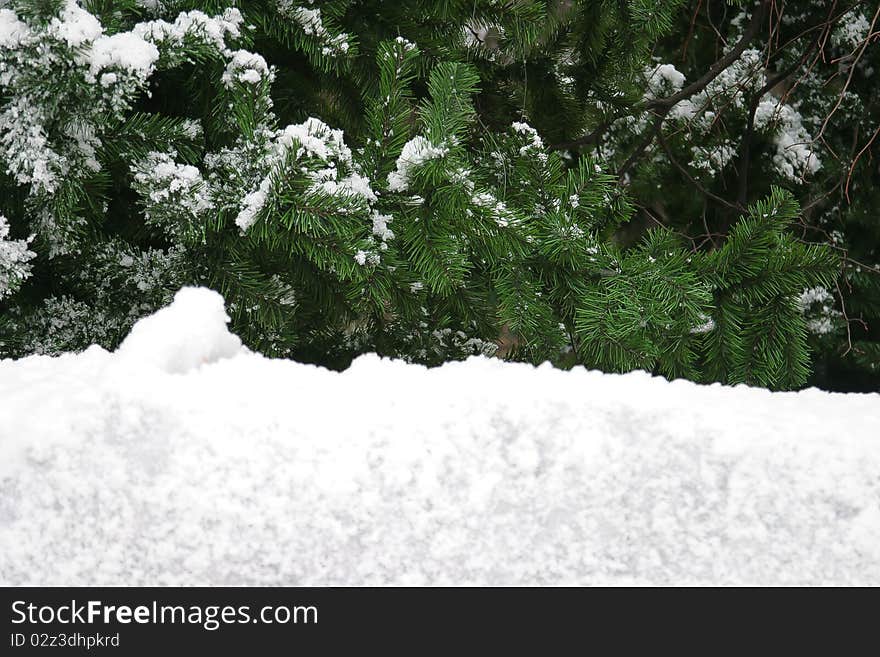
[690,141,737,177]
[371,210,395,241]
[797,286,838,336]
[235,118,375,231]
[133,8,244,53]
[222,50,272,88]
[354,249,380,266]
[0,8,30,49]
[291,6,326,37]
[50,0,103,47]
[0,2,249,207]
[276,117,352,163]
[394,35,416,51]
[754,99,821,181]
[87,32,161,81]
[132,151,214,220]
[644,63,686,99]
[114,287,243,374]
[833,12,871,49]
[650,48,821,182]
[280,2,351,56]
[511,121,547,161]
[1,287,879,585]
[0,214,35,298]
[387,136,449,192]
[0,99,66,194]
[797,286,834,312]
[235,184,271,231]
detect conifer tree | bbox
[550,0,880,389]
[0,0,849,390]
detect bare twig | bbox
[616,114,663,181]
[845,123,880,203]
[657,132,745,211]
[645,1,769,111]
[815,2,880,142]
[553,1,769,156]
[680,0,704,62]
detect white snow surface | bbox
[114,287,242,374]
[1,287,879,586]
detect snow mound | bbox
[1,290,880,585]
[115,286,243,373]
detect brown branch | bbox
[680,0,704,62]
[734,1,872,204]
[645,1,769,111]
[835,278,854,356]
[550,119,612,151]
[815,2,880,142]
[614,1,768,179]
[736,3,837,205]
[616,114,663,181]
[657,132,745,212]
[845,123,880,202]
[552,0,769,154]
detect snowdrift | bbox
[1,287,879,585]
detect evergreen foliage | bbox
[1,0,871,391]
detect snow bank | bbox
[1,288,879,585]
[115,287,243,373]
